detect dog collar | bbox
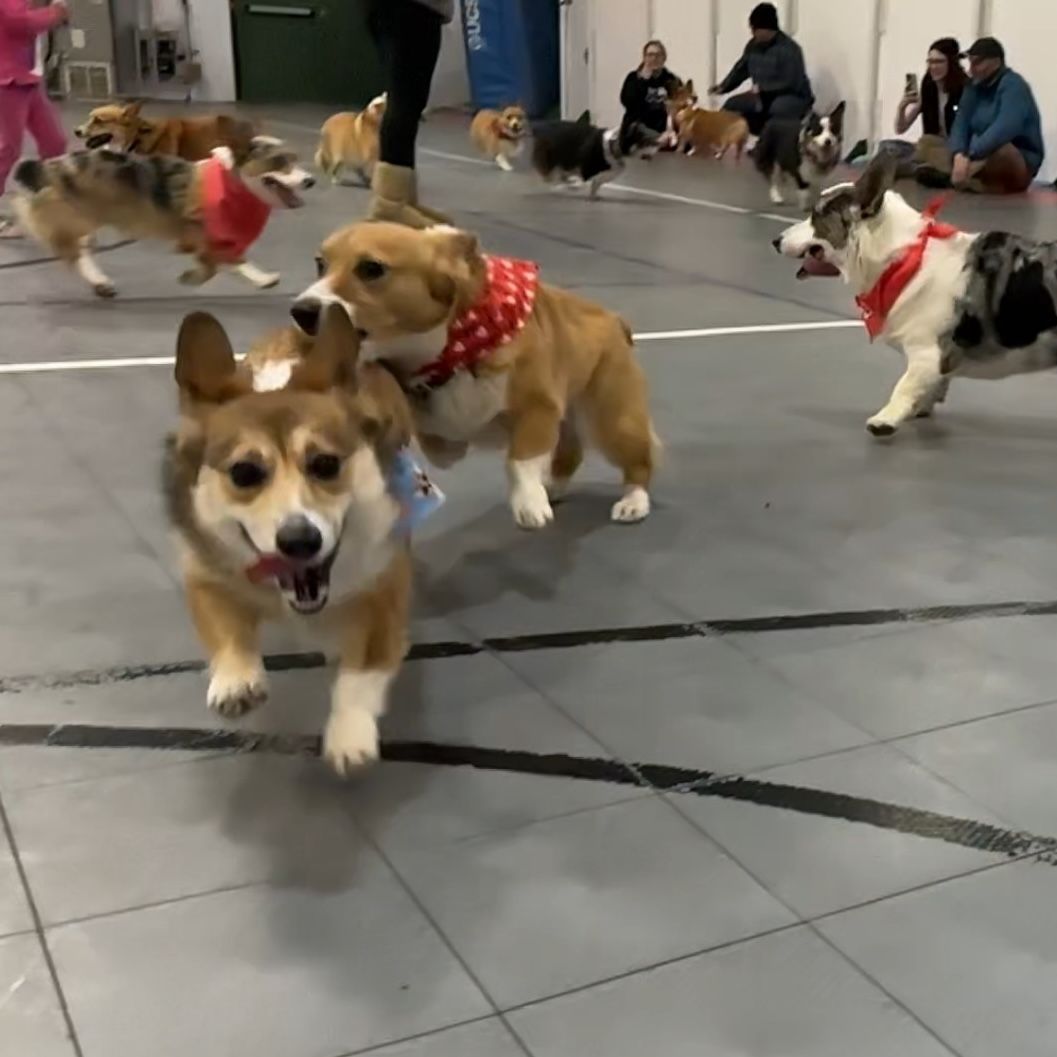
[201,154,272,264]
[243,449,443,585]
[855,196,959,341]
[412,255,540,389]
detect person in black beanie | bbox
[710,2,813,136]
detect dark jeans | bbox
[368,0,443,168]
[723,91,810,135]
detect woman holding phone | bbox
[884,37,966,185]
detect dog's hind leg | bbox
[583,336,655,523]
[548,415,583,502]
[70,237,115,298]
[769,165,785,204]
[915,376,951,418]
[496,152,514,172]
[232,260,280,290]
[179,256,218,287]
[867,347,943,437]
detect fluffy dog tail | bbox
[14,158,47,193]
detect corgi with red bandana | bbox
[292,221,658,528]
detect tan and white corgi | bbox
[667,80,750,160]
[315,93,387,186]
[292,221,658,529]
[164,305,429,773]
[469,105,528,171]
[13,135,314,298]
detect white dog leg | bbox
[508,453,554,529]
[915,376,952,418]
[496,153,513,172]
[323,668,394,774]
[867,348,943,436]
[233,261,280,290]
[75,242,115,298]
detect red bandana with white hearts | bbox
[413,255,540,388]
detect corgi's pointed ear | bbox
[684,78,695,94]
[854,149,897,217]
[425,225,485,310]
[829,100,846,129]
[175,312,248,404]
[123,100,143,118]
[293,304,361,392]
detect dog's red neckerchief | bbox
[413,254,540,389]
[855,196,959,341]
[200,155,272,264]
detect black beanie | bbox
[749,3,779,30]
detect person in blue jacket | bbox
[948,37,1044,194]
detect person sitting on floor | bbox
[709,2,812,136]
[885,37,966,186]
[948,36,1043,194]
[620,39,682,149]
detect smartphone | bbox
[905,72,919,97]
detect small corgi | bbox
[315,93,387,186]
[469,105,528,171]
[292,221,658,528]
[164,304,436,772]
[74,102,252,161]
[13,136,314,298]
[755,101,846,210]
[667,81,749,160]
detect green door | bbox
[233,0,384,105]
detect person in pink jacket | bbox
[0,0,68,236]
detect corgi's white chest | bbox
[415,369,509,444]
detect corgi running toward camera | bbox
[165,304,439,772]
[12,133,314,298]
[315,93,387,186]
[292,221,658,528]
[755,101,845,210]
[469,105,528,171]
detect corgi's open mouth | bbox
[262,175,304,209]
[85,133,113,149]
[246,550,337,614]
[796,245,841,280]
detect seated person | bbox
[886,37,966,185]
[620,39,682,147]
[948,37,1043,194]
[710,2,812,136]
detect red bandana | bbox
[413,255,540,388]
[855,196,959,341]
[200,155,272,264]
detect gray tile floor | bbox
[2,104,1057,1055]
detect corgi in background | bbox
[667,81,750,160]
[470,105,529,171]
[315,93,387,186]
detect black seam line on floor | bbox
[481,212,851,323]
[0,597,1053,695]
[1,723,1053,863]
[0,238,135,271]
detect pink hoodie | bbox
[0,0,64,86]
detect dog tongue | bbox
[245,554,293,584]
[796,256,841,280]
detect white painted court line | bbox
[265,118,796,225]
[0,320,860,376]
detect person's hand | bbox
[749,83,760,95]
[901,89,919,108]
[951,153,971,185]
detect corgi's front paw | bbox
[323,708,379,775]
[866,413,899,437]
[510,485,554,529]
[611,486,651,524]
[207,659,268,717]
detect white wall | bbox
[152,0,235,101]
[990,0,1057,182]
[429,5,471,110]
[795,0,877,148]
[652,0,712,94]
[591,0,651,128]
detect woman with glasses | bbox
[620,40,682,147]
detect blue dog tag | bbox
[388,449,445,535]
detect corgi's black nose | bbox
[303,175,316,189]
[771,237,782,253]
[291,298,321,335]
[276,516,323,560]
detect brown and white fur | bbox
[164,305,415,772]
[13,138,313,298]
[315,93,387,186]
[667,81,749,160]
[74,102,252,161]
[292,222,657,528]
[469,105,528,171]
